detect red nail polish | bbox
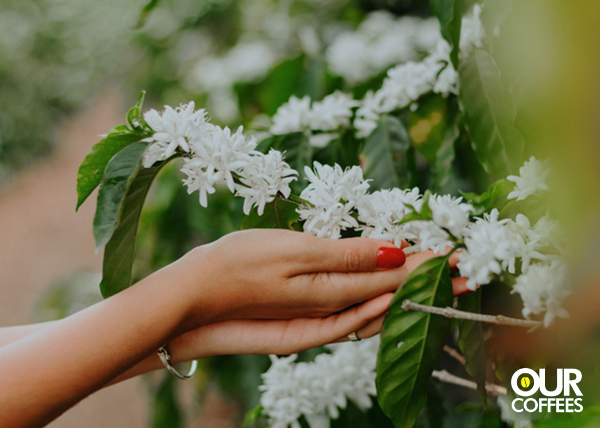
[377,247,406,269]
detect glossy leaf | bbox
[428,119,459,193]
[93,142,149,252]
[126,91,147,131]
[240,198,300,230]
[377,255,453,428]
[99,152,177,298]
[430,0,464,68]
[408,94,446,164]
[457,289,488,404]
[459,179,514,215]
[76,132,147,210]
[361,115,411,191]
[458,50,524,179]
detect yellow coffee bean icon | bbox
[521,377,531,388]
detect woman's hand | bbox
[172,229,410,327]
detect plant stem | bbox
[432,370,507,396]
[443,345,466,365]
[401,300,541,328]
[286,193,314,207]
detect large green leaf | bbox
[361,115,411,191]
[459,178,514,215]
[99,152,177,298]
[76,132,147,210]
[457,289,488,404]
[429,0,464,69]
[377,255,454,428]
[408,94,446,164]
[458,50,524,179]
[240,198,300,230]
[93,142,149,252]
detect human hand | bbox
[166,246,472,359]
[172,229,409,327]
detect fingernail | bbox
[457,289,474,297]
[377,247,406,269]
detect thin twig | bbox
[401,300,541,328]
[443,345,466,365]
[432,370,507,396]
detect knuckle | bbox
[343,246,362,272]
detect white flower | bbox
[271,96,312,135]
[413,221,453,254]
[260,338,379,428]
[309,92,359,131]
[459,4,486,56]
[512,263,570,327]
[236,150,298,215]
[180,158,216,208]
[428,194,473,237]
[143,102,211,159]
[457,209,512,290]
[507,156,552,201]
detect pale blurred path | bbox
[0,88,147,428]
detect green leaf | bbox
[93,142,149,252]
[430,0,464,69]
[397,191,434,226]
[240,198,300,230]
[377,255,454,428]
[360,115,411,191]
[99,151,178,298]
[126,91,147,131]
[458,50,524,179]
[457,289,488,404]
[76,132,147,210]
[408,95,446,164]
[459,179,515,215]
[428,118,458,193]
[137,0,162,28]
[151,374,182,428]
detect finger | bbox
[295,268,408,312]
[277,293,395,354]
[293,236,406,274]
[333,313,386,343]
[452,276,479,297]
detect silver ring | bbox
[348,331,361,342]
[158,345,197,380]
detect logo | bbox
[510,368,583,413]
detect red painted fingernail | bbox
[377,247,406,269]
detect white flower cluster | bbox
[143,102,298,215]
[298,162,369,239]
[259,338,379,428]
[354,5,485,137]
[326,12,442,84]
[270,92,359,146]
